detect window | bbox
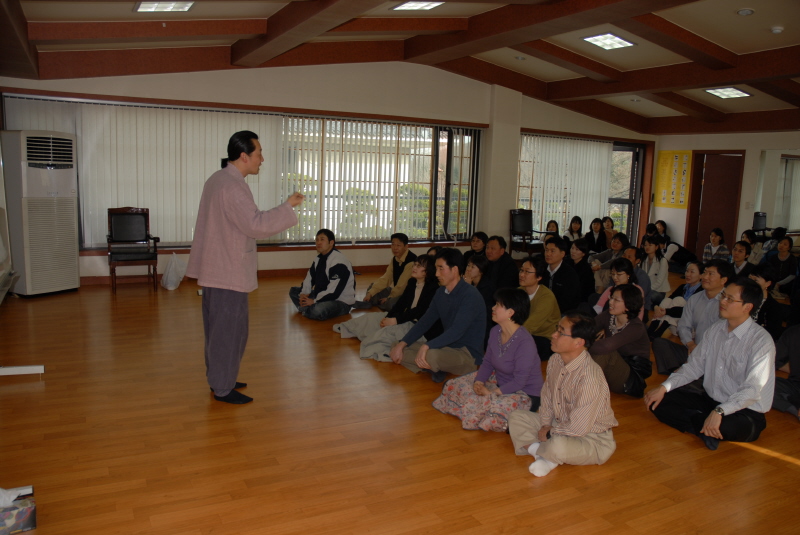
[3,94,481,247]
[608,142,645,237]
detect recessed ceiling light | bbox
[737,8,755,16]
[630,98,641,102]
[514,56,526,61]
[393,2,443,10]
[583,33,635,50]
[706,87,751,99]
[136,1,194,12]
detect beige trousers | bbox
[401,342,477,376]
[508,410,616,466]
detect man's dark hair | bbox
[391,233,409,245]
[645,223,658,235]
[435,247,464,275]
[415,254,438,283]
[742,229,758,243]
[614,284,643,320]
[571,237,589,257]
[772,227,787,241]
[705,258,734,283]
[610,257,638,285]
[750,262,777,287]
[733,240,752,257]
[227,130,259,161]
[427,245,443,256]
[562,311,597,349]
[316,228,335,244]
[546,236,569,254]
[710,227,725,244]
[471,231,489,245]
[730,277,763,314]
[494,288,531,326]
[522,255,550,287]
[488,235,507,250]
[466,254,490,275]
[612,232,630,248]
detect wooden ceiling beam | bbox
[403,0,697,65]
[748,79,800,108]
[0,0,38,79]
[435,56,548,100]
[639,91,726,122]
[547,45,800,100]
[554,99,649,133]
[615,13,737,69]
[328,17,467,34]
[231,0,386,68]
[512,40,622,82]
[28,20,266,42]
[646,108,800,135]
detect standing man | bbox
[356,232,417,311]
[388,248,486,382]
[508,312,618,477]
[290,229,356,320]
[187,131,303,404]
[644,278,776,450]
[484,236,519,290]
[652,259,734,375]
[544,237,581,312]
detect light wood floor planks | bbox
[1,275,799,535]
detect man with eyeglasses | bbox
[652,259,735,376]
[508,312,618,477]
[644,277,776,450]
[518,255,560,361]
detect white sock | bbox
[527,443,540,457]
[529,458,558,477]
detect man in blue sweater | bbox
[389,248,487,382]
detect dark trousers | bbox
[652,338,688,375]
[652,388,767,443]
[203,287,249,397]
[533,335,553,361]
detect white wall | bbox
[653,132,800,246]
[1,62,664,277]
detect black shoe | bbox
[352,301,372,309]
[213,390,253,404]
[210,382,247,392]
[700,434,720,451]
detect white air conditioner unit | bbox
[1,130,80,295]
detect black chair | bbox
[107,207,159,293]
[510,209,533,255]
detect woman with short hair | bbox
[433,288,543,431]
[702,227,730,263]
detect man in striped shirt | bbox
[644,277,776,450]
[508,312,618,477]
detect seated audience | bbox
[584,217,607,253]
[648,261,704,340]
[463,231,488,266]
[389,248,486,382]
[334,254,440,360]
[593,258,645,320]
[749,263,789,341]
[772,325,800,421]
[652,259,734,375]
[665,242,698,274]
[544,237,581,312]
[730,240,755,278]
[601,216,615,246]
[590,284,652,398]
[427,245,443,256]
[464,254,496,346]
[655,220,671,250]
[761,227,787,263]
[702,227,731,263]
[433,288,543,431]
[518,255,560,361]
[641,234,670,307]
[568,238,595,302]
[485,235,520,290]
[767,237,797,298]
[589,232,628,292]
[356,232,417,311]
[622,245,652,312]
[639,222,658,248]
[546,219,559,237]
[645,278,776,451]
[564,215,582,242]
[741,229,765,265]
[290,229,355,320]
[508,312,618,478]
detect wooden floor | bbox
[2,276,800,535]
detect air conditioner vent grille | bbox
[26,136,75,164]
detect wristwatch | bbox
[714,406,725,416]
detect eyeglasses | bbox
[553,327,576,337]
[519,269,537,275]
[719,292,743,304]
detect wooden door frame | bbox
[684,150,746,252]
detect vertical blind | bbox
[517,134,613,232]
[3,95,478,246]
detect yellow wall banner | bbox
[655,150,692,209]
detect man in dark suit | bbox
[544,237,581,312]
[485,235,520,290]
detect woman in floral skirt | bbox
[432,288,543,432]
